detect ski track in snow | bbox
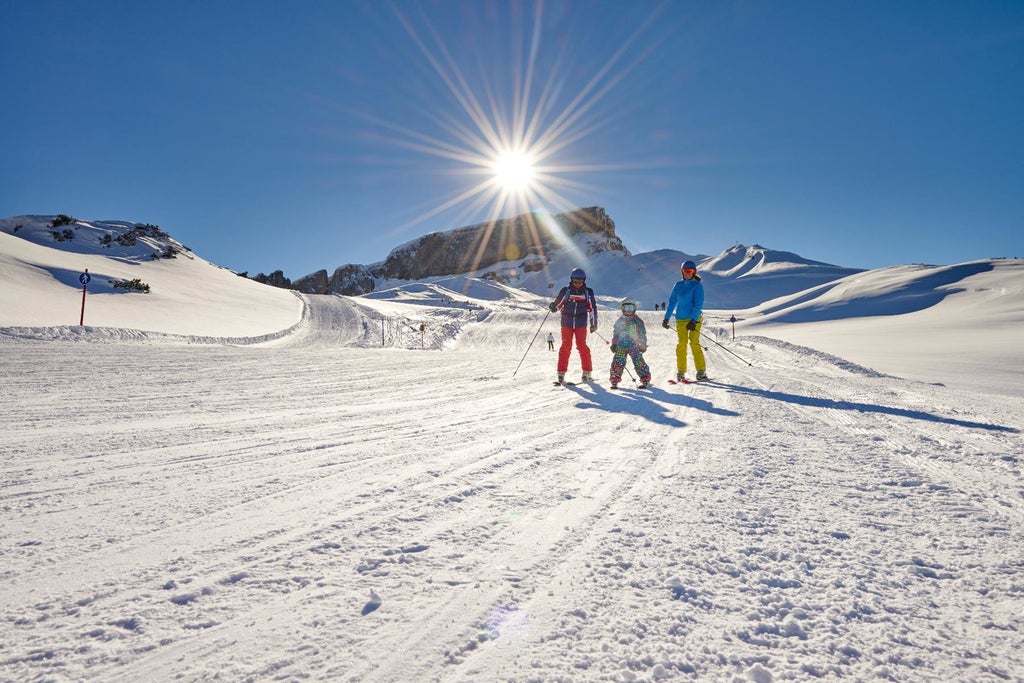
[2,295,1023,682]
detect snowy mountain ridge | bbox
[2,211,860,315]
[1,213,190,262]
[239,206,862,308]
[702,243,839,277]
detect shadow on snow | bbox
[565,383,740,428]
[705,382,1019,433]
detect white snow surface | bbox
[2,220,1024,682]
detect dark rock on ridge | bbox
[275,206,624,296]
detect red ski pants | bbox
[557,326,593,373]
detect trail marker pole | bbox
[730,314,736,340]
[78,269,91,325]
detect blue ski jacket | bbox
[553,283,597,329]
[665,276,704,323]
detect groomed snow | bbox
[2,227,1023,682]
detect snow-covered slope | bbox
[2,280,1022,681]
[734,258,1024,396]
[0,215,302,337]
[2,215,1023,680]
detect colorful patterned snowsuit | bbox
[610,313,651,383]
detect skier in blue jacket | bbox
[662,260,708,382]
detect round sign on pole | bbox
[79,269,90,325]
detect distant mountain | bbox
[288,206,626,296]
[693,244,865,310]
[3,213,1020,358]
[1,210,863,314]
[278,207,862,310]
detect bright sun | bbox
[373,2,661,238]
[491,149,536,193]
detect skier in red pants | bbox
[548,268,598,384]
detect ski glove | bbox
[548,301,558,313]
[589,324,597,333]
[610,345,618,353]
[661,319,670,329]
[686,320,697,331]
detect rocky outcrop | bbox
[380,206,621,282]
[251,270,292,289]
[265,206,626,296]
[328,264,380,296]
[292,269,329,295]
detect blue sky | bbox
[2,0,1022,277]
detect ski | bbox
[554,377,596,387]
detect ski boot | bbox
[556,372,565,385]
[581,372,593,383]
[696,370,709,382]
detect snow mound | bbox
[0,216,302,338]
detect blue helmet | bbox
[681,260,697,272]
[570,268,586,281]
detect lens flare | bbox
[338,3,669,279]
[492,149,536,193]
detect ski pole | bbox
[595,330,636,384]
[700,329,753,366]
[513,309,551,378]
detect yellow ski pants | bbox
[675,319,706,373]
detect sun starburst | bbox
[346,2,667,279]
[492,148,537,194]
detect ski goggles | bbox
[570,278,585,285]
[621,304,636,312]
[682,267,696,275]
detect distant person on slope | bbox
[610,297,651,389]
[662,260,708,382]
[549,268,597,383]
[547,332,555,351]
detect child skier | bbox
[609,297,651,389]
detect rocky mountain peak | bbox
[292,206,626,296]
